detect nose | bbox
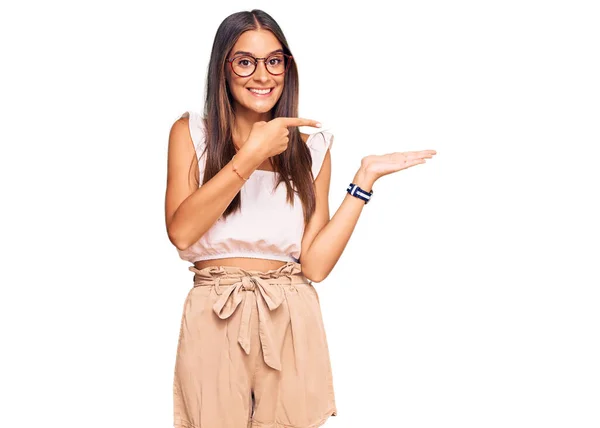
[253,59,270,82]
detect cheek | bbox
[225,72,243,90]
[230,80,249,97]
[238,80,253,92]
[276,85,285,98]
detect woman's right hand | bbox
[244,117,322,160]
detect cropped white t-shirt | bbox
[176,111,334,264]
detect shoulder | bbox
[168,114,195,159]
[173,110,204,130]
[170,114,191,143]
[301,131,334,180]
[303,130,334,152]
[300,131,334,148]
[172,111,206,159]
[170,111,192,136]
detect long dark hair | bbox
[190,9,318,225]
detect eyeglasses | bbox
[226,53,293,77]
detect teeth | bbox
[249,88,272,94]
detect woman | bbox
[165,9,436,428]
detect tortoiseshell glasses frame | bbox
[226,53,294,77]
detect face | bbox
[225,30,286,115]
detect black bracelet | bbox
[347,183,373,204]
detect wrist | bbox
[230,148,263,180]
[352,167,376,193]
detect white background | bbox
[1,0,599,427]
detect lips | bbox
[247,87,274,97]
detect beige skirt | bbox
[173,261,338,428]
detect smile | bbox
[247,87,274,97]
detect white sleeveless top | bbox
[176,111,334,264]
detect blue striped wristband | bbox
[347,183,373,204]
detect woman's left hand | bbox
[360,150,437,181]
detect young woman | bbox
[165,9,436,428]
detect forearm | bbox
[303,167,376,282]
[169,148,264,251]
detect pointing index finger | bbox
[277,117,322,128]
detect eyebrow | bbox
[232,48,284,57]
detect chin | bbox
[245,98,281,113]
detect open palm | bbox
[361,150,437,180]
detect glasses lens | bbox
[265,54,287,75]
[232,55,256,77]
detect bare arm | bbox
[164,116,264,251]
[301,148,436,282]
[299,147,375,282]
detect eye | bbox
[268,56,284,66]
[235,56,255,68]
